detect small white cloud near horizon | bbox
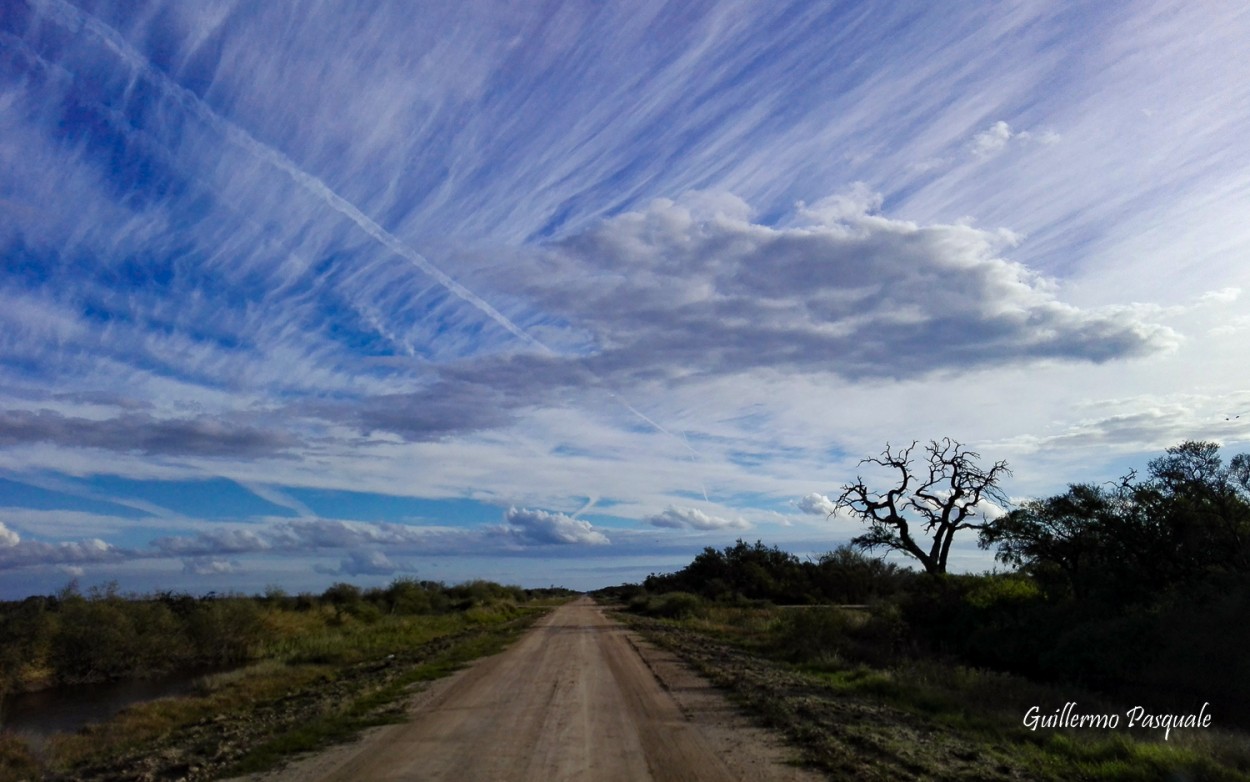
[645,506,749,531]
[0,521,20,548]
[797,493,838,517]
[182,557,241,576]
[503,507,610,545]
[336,549,401,576]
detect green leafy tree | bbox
[982,441,1250,603]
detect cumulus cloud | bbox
[264,185,1178,447]
[512,191,1172,384]
[0,536,121,569]
[502,507,610,545]
[645,506,748,530]
[797,493,838,516]
[0,521,19,548]
[336,549,401,576]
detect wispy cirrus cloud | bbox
[1,0,1248,595]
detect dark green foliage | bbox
[965,440,1250,724]
[811,545,913,604]
[185,597,265,662]
[39,587,265,682]
[0,595,55,690]
[773,607,851,662]
[0,576,553,696]
[445,579,526,608]
[982,440,1250,604]
[625,440,1250,729]
[628,591,707,619]
[642,539,911,605]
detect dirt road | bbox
[242,597,821,781]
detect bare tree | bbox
[835,438,1011,575]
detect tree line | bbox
[619,440,1250,725]
[0,578,574,694]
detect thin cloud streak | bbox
[30,0,548,355]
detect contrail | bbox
[31,0,710,477]
[31,0,549,354]
[571,496,598,519]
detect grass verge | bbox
[616,604,1250,781]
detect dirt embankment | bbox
[234,597,822,782]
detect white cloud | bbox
[0,537,120,569]
[969,121,1061,158]
[336,549,400,576]
[0,521,20,548]
[1199,287,1241,305]
[971,121,1015,157]
[502,507,610,545]
[797,493,837,517]
[645,507,748,531]
[511,190,1173,385]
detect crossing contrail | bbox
[31,0,549,354]
[31,0,711,480]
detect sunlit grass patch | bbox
[263,612,469,665]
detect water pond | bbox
[1,670,212,746]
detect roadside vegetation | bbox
[0,578,574,781]
[603,440,1250,780]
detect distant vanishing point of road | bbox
[241,596,821,781]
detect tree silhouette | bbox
[836,438,1010,575]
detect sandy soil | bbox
[229,597,823,781]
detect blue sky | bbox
[2,0,1249,597]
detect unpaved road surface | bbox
[239,597,822,781]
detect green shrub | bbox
[639,592,706,619]
[187,598,265,665]
[773,607,851,663]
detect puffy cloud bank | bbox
[502,507,610,545]
[339,190,1175,444]
[528,192,1173,383]
[797,493,838,517]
